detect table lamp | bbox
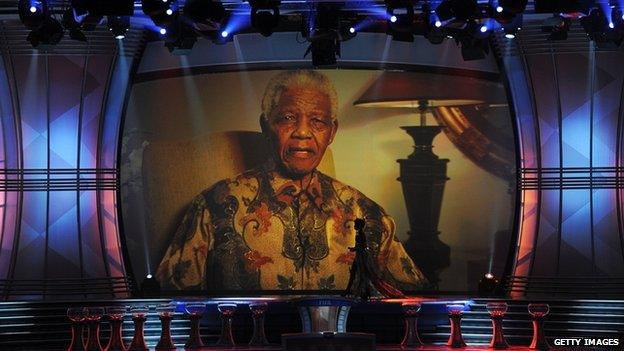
[354,71,497,288]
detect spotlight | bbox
[500,14,522,39]
[497,0,527,14]
[339,21,357,41]
[141,274,161,297]
[534,0,592,14]
[62,8,87,42]
[435,20,442,27]
[542,14,569,41]
[435,0,477,21]
[184,0,226,27]
[164,20,197,55]
[496,6,503,13]
[160,27,167,35]
[386,0,415,42]
[221,30,228,37]
[478,272,499,296]
[73,0,133,20]
[250,0,281,37]
[107,15,130,39]
[303,2,341,67]
[459,35,490,61]
[142,0,175,27]
[609,22,614,29]
[18,0,47,29]
[480,25,487,33]
[580,8,623,48]
[426,25,446,44]
[27,16,65,48]
[614,8,624,30]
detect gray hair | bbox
[261,70,338,121]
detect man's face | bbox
[264,86,338,177]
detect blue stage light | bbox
[221,30,228,37]
[496,6,503,13]
[166,9,173,15]
[349,27,355,34]
[480,25,488,33]
[435,20,442,27]
[159,27,167,35]
[29,5,37,13]
[390,15,397,23]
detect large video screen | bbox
[121,69,516,293]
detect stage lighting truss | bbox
[250,0,281,37]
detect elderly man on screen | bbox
[156,70,427,291]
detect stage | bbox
[0,296,622,350]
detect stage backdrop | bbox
[121,69,516,292]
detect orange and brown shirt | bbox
[156,162,427,292]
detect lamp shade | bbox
[353,71,507,108]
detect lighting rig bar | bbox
[10,1,624,64]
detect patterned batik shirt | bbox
[156,162,428,291]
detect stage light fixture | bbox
[613,8,624,30]
[303,2,342,67]
[435,0,478,22]
[250,0,281,37]
[184,0,226,27]
[497,0,527,14]
[18,0,48,29]
[426,25,446,44]
[107,15,130,39]
[542,15,570,40]
[27,16,65,48]
[534,0,593,14]
[160,27,167,35]
[580,8,623,48]
[141,274,161,298]
[142,0,175,27]
[62,8,87,42]
[459,35,490,61]
[478,272,499,296]
[385,0,415,42]
[164,19,197,55]
[500,13,523,40]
